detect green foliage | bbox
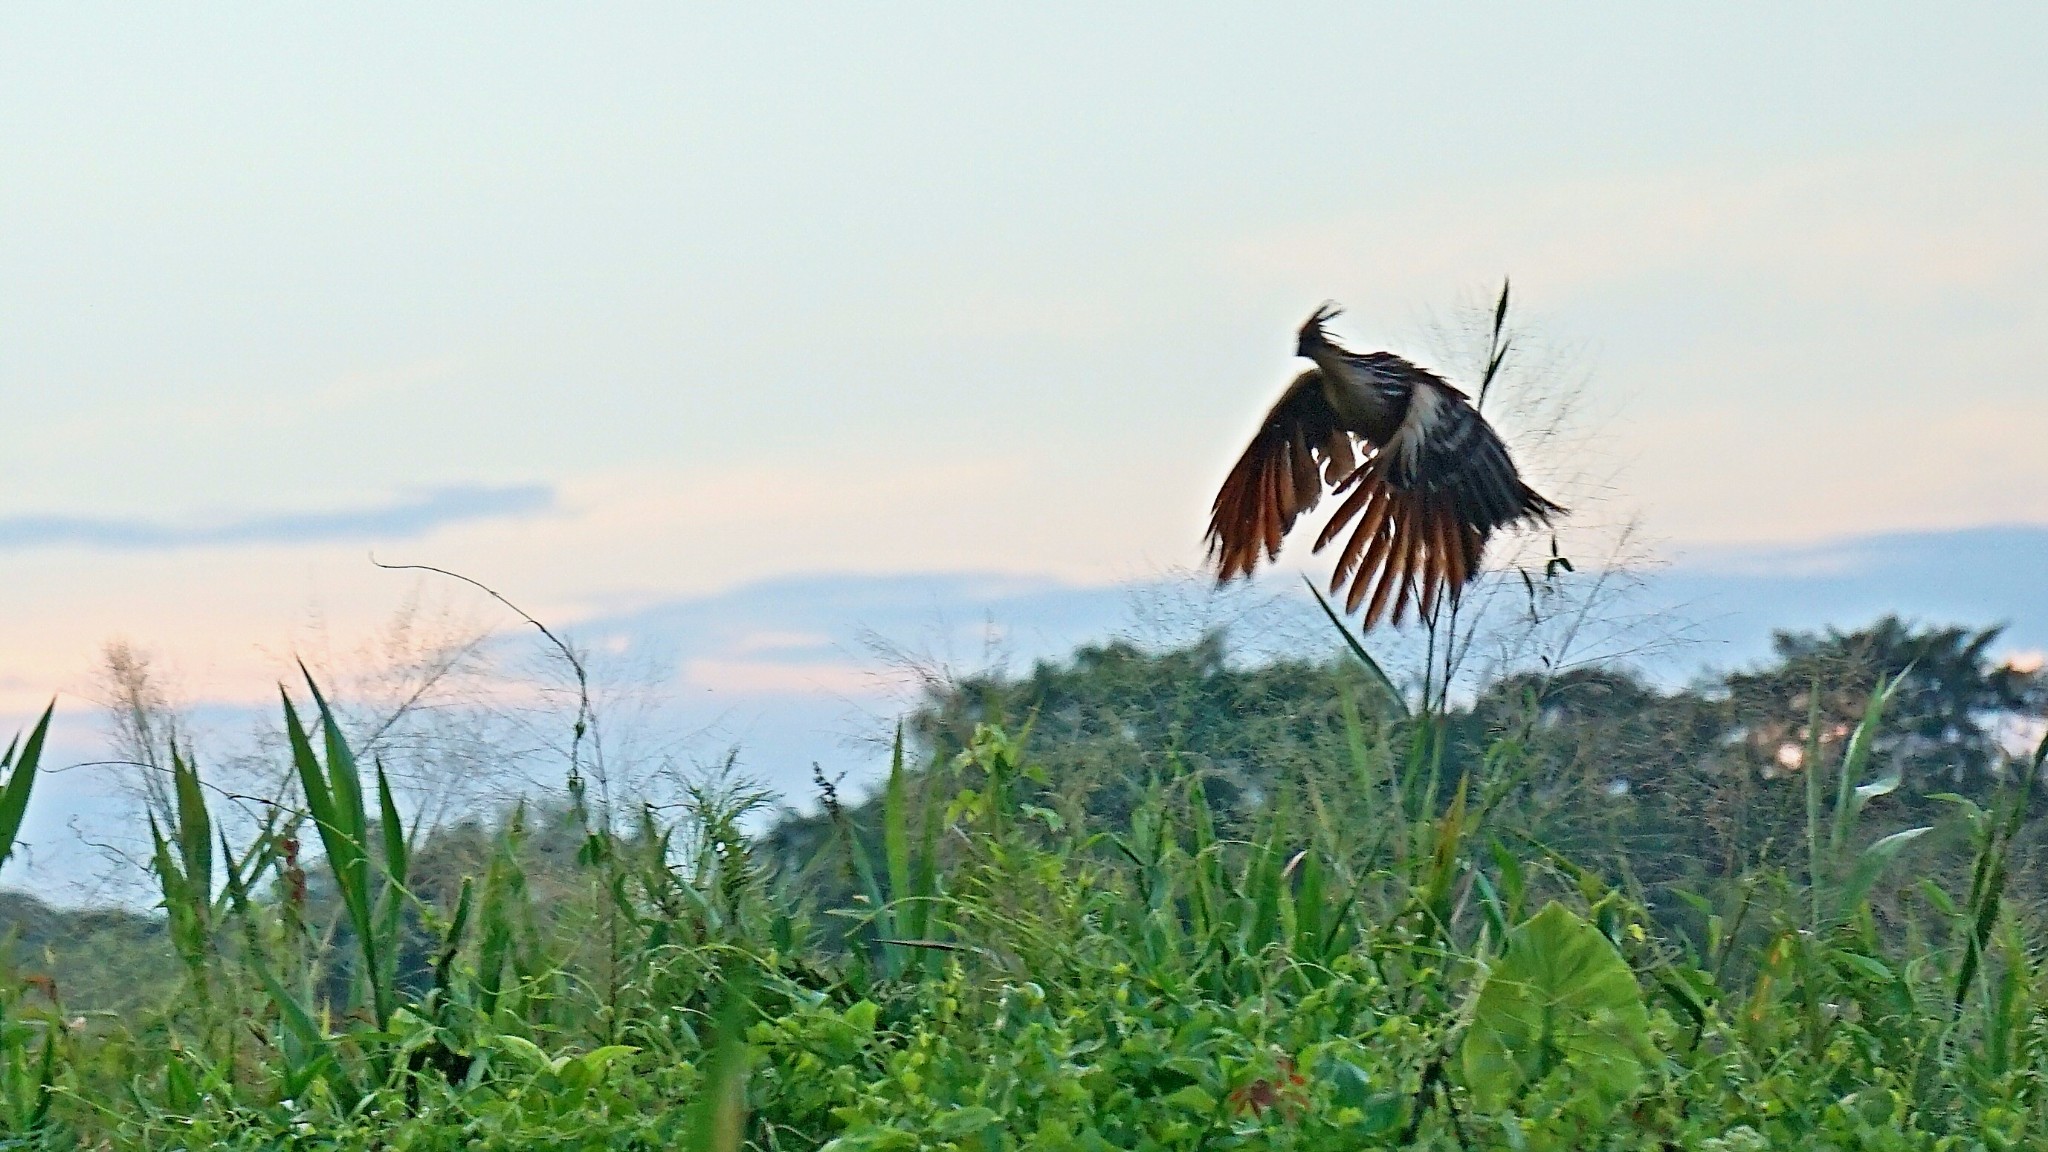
[285,668,409,1032]
[0,704,53,881]
[1462,902,1650,1113]
[0,706,57,1141]
[2,619,2047,1149]
[1729,616,2039,796]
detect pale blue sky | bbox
[2,4,2044,708]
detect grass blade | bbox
[1306,579,1407,718]
[1830,669,1904,855]
[0,702,54,878]
[883,723,913,937]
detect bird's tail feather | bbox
[1313,461,1487,631]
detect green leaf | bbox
[170,749,212,902]
[843,1000,878,1034]
[819,1132,920,1152]
[490,1033,550,1072]
[286,673,395,1030]
[0,702,54,878]
[575,1045,640,1077]
[26,1027,57,1130]
[1919,878,1960,918]
[883,724,912,958]
[434,875,475,994]
[1294,847,1328,960]
[1832,670,1905,854]
[1323,1056,1372,1108]
[1474,869,1508,946]
[1358,1091,1404,1135]
[1461,901,1651,1111]
[933,1106,1000,1138]
[376,757,407,891]
[1927,793,1985,824]
[1306,578,1407,717]
[1840,826,1933,915]
[910,762,942,964]
[475,816,527,1018]
[1860,825,1934,862]
[1853,768,1903,805]
[253,960,359,1106]
[1833,951,1895,983]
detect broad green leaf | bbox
[1920,878,1960,918]
[577,1044,639,1074]
[830,761,892,973]
[910,761,942,967]
[1927,793,1984,824]
[556,1045,639,1093]
[1833,951,1895,983]
[434,875,475,993]
[287,674,396,1031]
[933,1106,1000,1138]
[26,1029,56,1129]
[490,1033,550,1071]
[1323,1057,1372,1108]
[1163,1085,1218,1113]
[843,1000,878,1034]
[1461,901,1650,1111]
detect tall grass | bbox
[2,660,2047,1149]
[0,703,55,1135]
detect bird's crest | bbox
[1297,301,1344,356]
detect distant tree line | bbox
[761,615,2047,937]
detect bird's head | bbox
[1296,302,1342,358]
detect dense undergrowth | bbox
[3,625,2048,1149]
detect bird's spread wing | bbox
[1312,387,1562,629]
[1206,369,1358,582]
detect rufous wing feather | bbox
[1319,470,1487,630]
[1206,370,1342,582]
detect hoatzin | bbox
[1206,303,1562,630]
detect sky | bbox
[3,5,2045,892]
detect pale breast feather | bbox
[1397,388,1542,531]
[1388,382,1451,483]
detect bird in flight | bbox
[1206,303,1562,631]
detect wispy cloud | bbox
[0,484,554,551]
